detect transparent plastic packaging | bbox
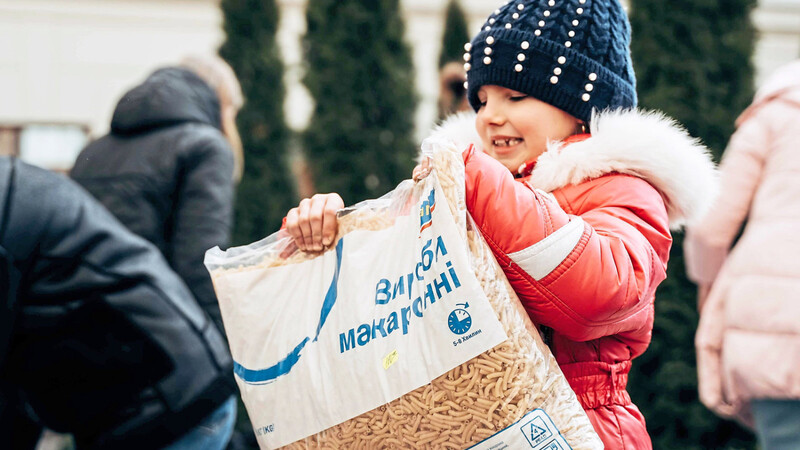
[206,137,602,449]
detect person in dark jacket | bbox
[0,157,236,449]
[70,55,243,337]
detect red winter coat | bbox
[433,109,717,449]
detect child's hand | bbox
[412,156,432,181]
[284,193,344,252]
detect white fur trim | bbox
[532,109,718,229]
[428,109,719,230]
[421,112,481,161]
[509,217,585,280]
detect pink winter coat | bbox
[685,60,800,428]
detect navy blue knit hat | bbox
[465,0,637,123]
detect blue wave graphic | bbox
[233,238,344,384]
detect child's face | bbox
[475,85,580,172]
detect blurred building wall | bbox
[0,0,797,170]
[753,0,800,85]
[0,0,223,170]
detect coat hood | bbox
[111,67,222,135]
[737,60,800,126]
[428,109,718,230]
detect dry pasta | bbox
[210,140,602,449]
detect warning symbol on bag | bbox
[520,416,553,448]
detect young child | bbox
[285,0,717,447]
[687,60,800,447]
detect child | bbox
[285,0,717,447]
[687,60,800,447]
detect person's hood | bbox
[737,60,800,126]
[427,109,718,230]
[110,67,222,135]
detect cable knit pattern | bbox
[465,0,636,122]
[588,0,611,67]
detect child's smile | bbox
[491,136,524,149]
[475,85,580,173]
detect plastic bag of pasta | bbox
[205,136,603,449]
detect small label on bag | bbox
[469,409,572,450]
[382,349,399,369]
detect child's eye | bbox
[477,100,487,108]
[510,95,528,102]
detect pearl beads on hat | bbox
[464,0,635,120]
[582,73,597,102]
[470,0,606,108]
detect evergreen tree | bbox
[628,0,756,448]
[302,0,418,205]
[219,0,296,245]
[439,0,471,68]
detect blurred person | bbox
[437,61,471,119]
[686,60,800,449]
[0,156,236,449]
[283,0,717,448]
[71,53,252,449]
[71,54,244,338]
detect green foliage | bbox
[220,0,296,245]
[302,0,418,205]
[439,0,471,68]
[628,0,757,447]
[630,0,756,160]
[629,237,756,449]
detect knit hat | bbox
[465,0,637,123]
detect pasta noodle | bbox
[210,140,602,449]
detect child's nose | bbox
[481,100,506,126]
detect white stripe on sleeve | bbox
[508,217,585,281]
